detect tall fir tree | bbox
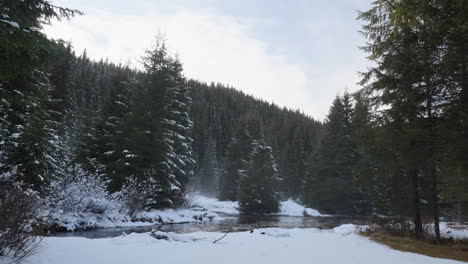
[303,95,358,214]
[239,138,280,214]
[0,1,80,189]
[159,58,195,206]
[218,127,253,201]
[356,0,468,239]
[198,137,218,196]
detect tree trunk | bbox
[430,162,441,242]
[461,61,468,226]
[409,167,423,240]
[426,86,440,242]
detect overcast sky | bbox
[45,0,372,120]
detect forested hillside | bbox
[190,81,322,200]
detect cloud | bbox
[44,5,361,120]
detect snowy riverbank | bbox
[424,222,468,240]
[49,195,325,231]
[190,195,325,216]
[5,226,464,264]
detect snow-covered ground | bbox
[189,195,325,216]
[425,222,468,240]
[4,225,463,264]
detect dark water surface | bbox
[48,214,369,239]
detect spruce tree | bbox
[279,128,307,199]
[198,137,217,196]
[93,67,136,192]
[0,0,81,190]
[239,139,280,214]
[303,95,357,214]
[159,58,195,206]
[218,127,252,201]
[356,0,467,239]
[115,38,195,209]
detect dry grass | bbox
[363,231,468,262]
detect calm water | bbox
[48,214,369,239]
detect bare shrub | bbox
[180,180,200,208]
[47,165,116,216]
[120,176,151,216]
[364,215,414,237]
[45,165,126,231]
[0,179,42,263]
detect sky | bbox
[45,0,373,120]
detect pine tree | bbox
[93,67,136,192]
[159,58,195,206]
[218,127,253,201]
[0,1,81,259]
[198,137,217,196]
[113,38,195,209]
[350,91,386,215]
[356,0,467,239]
[0,73,54,188]
[303,95,357,214]
[120,39,172,209]
[239,139,280,214]
[279,127,307,199]
[433,0,468,225]
[0,1,81,190]
[0,0,81,80]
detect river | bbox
[48,214,369,239]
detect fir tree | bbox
[356,0,468,239]
[279,128,307,199]
[198,137,217,196]
[304,95,358,214]
[0,0,81,190]
[239,139,280,214]
[218,127,253,201]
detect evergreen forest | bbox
[0,2,467,259]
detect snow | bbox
[170,184,181,191]
[134,208,220,225]
[190,195,239,214]
[49,207,222,231]
[10,226,463,264]
[149,230,204,242]
[47,211,133,231]
[11,132,21,138]
[333,223,360,235]
[276,199,325,216]
[425,222,468,240]
[190,195,326,217]
[114,100,128,108]
[0,19,19,29]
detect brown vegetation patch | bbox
[362,231,468,263]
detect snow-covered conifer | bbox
[239,139,280,214]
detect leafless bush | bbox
[47,165,121,217]
[364,215,414,237]
[180,181,199,208]
[120,177,151,216]
[0,180,42,263]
